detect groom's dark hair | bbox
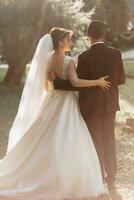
[87,20,105,39]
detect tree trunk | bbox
[0,1,49,86]
[3,62,26,86]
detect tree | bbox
[92,0,129,46]
[0,0,89,86]
[83,0,96,11]
[0,0,48,85]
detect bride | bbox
[0,27,111,200]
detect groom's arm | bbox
[53,78,77,91]
[53,53,88,91]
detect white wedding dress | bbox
[0,34,106,200]
[0,54,106,200]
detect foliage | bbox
[92,0,129,48]
[0,0,90,85]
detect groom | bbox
[53,20,125,198]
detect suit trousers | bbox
[83,111,117,187]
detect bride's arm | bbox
[68,60,111,90]
[45,70,56,91]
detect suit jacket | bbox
[53,43,126,118]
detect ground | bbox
[0,60,134,200]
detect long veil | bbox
[6,34,53,154]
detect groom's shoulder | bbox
[79,49,89,59]
[105,45,121,55]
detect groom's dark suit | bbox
[53,43,126,187]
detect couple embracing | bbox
[0,20,125,200]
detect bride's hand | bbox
[97,76,111,90]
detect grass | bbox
[120,78,134,106]
[0,80,23,156]
[0,68,6,81]
[123,61,134,76]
